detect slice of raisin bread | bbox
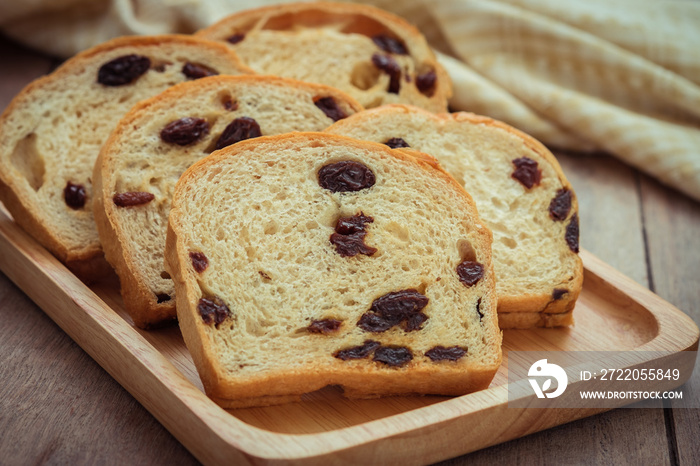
[164,132,501,408]
[0,35,252,279]
[326,105,583,328]
[93,75,363,329]
[196,2,451,112]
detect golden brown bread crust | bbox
[93,75,364,329]
[165,132,501,407]
[198,1,430,39]
[93,158,178,328]
[196,1,452,112]
[0,35,251,280]
[498,309,574,329]
[326,104,584,325]
[209,365,500,409]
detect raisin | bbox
[549,188,572,221]
[314,97,347,122]
[401,312,428,332]
[476,297,484,320]
[307,318,342,334]
[182,62,219,80]
[357,312,395,333]
[384,137,410,149]
[222,98,238,111]
[511,157,542,189]
[373,346,413,367]
[156,293,171,303]
[330,213,377,257]
[318,161,376,192]
[425,346,467,362]
[358,289,429,333]
[189,251,208,273]
[215,117,261,150]
[197,296,230,327]
[372,35,408,55]
[552,289,568,300]
[160,117,209,146]
[334,340,380,360]
[335,213,374,234]
[415,70,437,97]
[371,53,401,94]
[113,191,155,207]
[226,33,245,44]
[64,181,86,209]
[456,261,484,287]
[97,54,150,86]
[371,290,429,322]
[330,231,377,257]
[566,214,580,253]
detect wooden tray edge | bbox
[579,249,699,353]
[1,211,697,464]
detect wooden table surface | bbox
[0,34,698,465]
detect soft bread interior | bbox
[326,106,583,316]
[196,3,450,111]
[166,133,501,405]
[0,36,249,266]
[96,76,362,327]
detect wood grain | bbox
[0,277,197,465]
[641,175,700,466]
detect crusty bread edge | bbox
[210,364,500,409]
[450,109,584,317]
[326,104,584,319]
[499,309,574,329]
[196,1,452,113]
[93,75,364,328]
[165,132,501,407]
[92,139,178,328]
[0,34,251,280]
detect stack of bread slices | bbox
[0,2,581,408]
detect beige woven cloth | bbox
[2,0,699,200]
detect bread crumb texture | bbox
[0,36,248,262]
[98,76,362,327]
[327,106,583,313]
[197,2,451,112]
[168,134,501,402]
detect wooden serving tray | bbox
[0,207,697,465]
